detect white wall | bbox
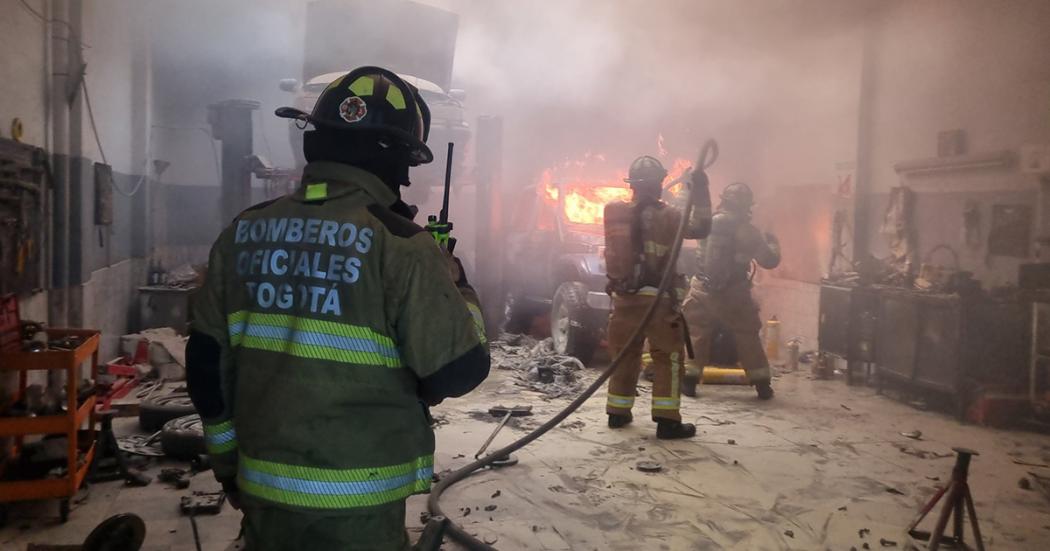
[859,0,1050,287]
[0,0,48,148]
[865,0,1050,195]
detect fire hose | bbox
[427,139,720,550]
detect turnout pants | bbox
[606,294,685,422]
[681,277,772,384]
[241,498,410,551]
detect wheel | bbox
[551,282,600,364]
[82,513,146,551]
[139,393,197,432]
[160,414,206,460]
[502,291,535,334]
[59,498,70,523]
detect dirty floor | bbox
[3,364,1050,550]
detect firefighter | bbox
[185,66,490,551]
[681,182,780,399]
[603,156,712,439]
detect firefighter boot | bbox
[608,412,633,428]
[756,380,774,400]
[656,420,696,440]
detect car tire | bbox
[160,414,206,460]
[551,281,600,364]
[139,393,197,432]
[503,291,534,334]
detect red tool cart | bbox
[0,294,99,523]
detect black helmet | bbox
[624,155,668,185]
[720,182,754,212]
[276,66,433,165]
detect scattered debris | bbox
[1019,477,1032,490]
[840,404,852,411]
[483,535,498,545]
[532,525,539,532]
[1013,458,1050,468]
[900,430,923,440]
[484,505,498,512]
[784,529,794,538]
[926,476,940,481]
[898,445,953,460]
[1029,471,1050,505]
[117,433,165,457]
[638,447,646,451]
[885,487,905,496]
[698,415,735,426]
[158,468,190,489]
[419,512,431,525]
[180,491,225,515]
[637,461,663,473]
[461,508,471,517]
[859,528,870,538]
[491,490,501,499]
[727,439,737,445]
[879,537,897,547]
[838,505,848,511]
[863,543,871,550]
[190,454,211,473]
[490,335,585,398]
[733,460,739,465]
[124,470,152,487]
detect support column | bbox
[474,116,505,338]
[207,99,259,224]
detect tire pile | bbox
[121,393,205,460]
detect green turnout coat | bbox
[191,162,486,550]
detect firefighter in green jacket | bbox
[186,66,490,551]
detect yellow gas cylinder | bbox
[764,315,781,360]
[701,366,749,385]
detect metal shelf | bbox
[0,329,100,522]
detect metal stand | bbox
[907,447,985,551]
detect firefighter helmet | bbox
[720,182,754,212]
[275,66,433,165]
[624,155,668,185]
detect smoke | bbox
[415,0,867,190]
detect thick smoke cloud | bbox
[421,0,866,189]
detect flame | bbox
[562,185,632,225]
[663,158,694,199]
[537,153,692,226]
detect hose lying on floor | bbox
[427,140,720,551]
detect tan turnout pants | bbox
[681,277,772,383]
[606,293,685,422]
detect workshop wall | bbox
[858,0,1050,288]
[0,1,156,361]
[755,0,1050,350]
[0,0,48,149]
[863,0,1050,196]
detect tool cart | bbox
[0,295,100,524]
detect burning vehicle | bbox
[504,155,694,362]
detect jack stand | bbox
[88,410,150,486]
[907,447,985,551]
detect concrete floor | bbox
[3,364,1050,550]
